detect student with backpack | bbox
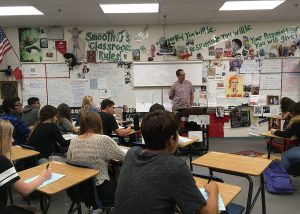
[271,101,300,172]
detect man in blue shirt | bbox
[0,97,30,145]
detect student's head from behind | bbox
[57,103,72,121]
[2,97,23,115]
[280,97,296,114]
[39,105,58,123]
[81,95,93,108]
[0,119,14,155]
[80,111,103,135]
[101,99,115,114]
[141,110,179,153]
[176,69,185,82]
[27,97,41,109]
[149,103,165,112]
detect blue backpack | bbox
[264,161,293,194]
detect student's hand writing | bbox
[40,168,52,181]
[204,181,219,196]
[270,128,277,134]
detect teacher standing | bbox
[169,69,195,110]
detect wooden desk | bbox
[11,146,40,161]
[19,161,99,213]
[194,176,241,207]
[261,132,296,158]
[178,137,199,171]
[192,152,272,214]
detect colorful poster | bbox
[19,28,42,62]
[225,75,243,98]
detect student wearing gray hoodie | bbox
[22,97,41,127]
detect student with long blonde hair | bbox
[77,95,98,125]
[0,120,51,213]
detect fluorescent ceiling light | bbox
[219,1,285,11]
[0,6,43,15]
[100,3,159,13]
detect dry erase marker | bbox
[46,163,49,170]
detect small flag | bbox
[13,67,23,80]
[0,27,12,64]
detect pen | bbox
[207,175,212,184]
[46,163,49,170]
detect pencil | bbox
[46,163,49,170]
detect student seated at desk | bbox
[67,112,125,207]
[0,97,30,145]
[76,95,98,125]
[280,97,296,130]
[57,103,79,134]
[114,110,219,214]
[0,120,52,214]
[149,103,165,112]
[271,102,300,172]
[99,99,131,137]
[28,105,69,163]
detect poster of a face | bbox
[226,75,243,98]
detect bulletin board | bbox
[133,61,203,87]
[21,63,90,107]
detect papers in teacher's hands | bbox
[24,173,65,189]
[199,188,226,211]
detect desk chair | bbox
[192,173,245,214]
[66,161,103,214]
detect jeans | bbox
[281,147,300,171]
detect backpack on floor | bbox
[264,161,293,194]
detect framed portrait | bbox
[42,49,57,61]
[267,95,279,105]
[86,50,96,63]
[40,38,48,48]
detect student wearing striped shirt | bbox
[0,120,51,213]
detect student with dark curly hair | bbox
[271,102,300,172]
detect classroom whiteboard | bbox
[133,61,203,87]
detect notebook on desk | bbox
[24,173,65,189]
[199,188,226,211]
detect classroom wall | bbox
[1,21,300,137]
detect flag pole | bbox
[1,26,21,62]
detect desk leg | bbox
[40,195,51,214]
[189,145,193,171]
[267,137,274,159]
[244,175,254,214]
[260,174,266,214]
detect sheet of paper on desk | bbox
[24,173,65,189]
[188,131,203,142]
[199,188,226,211]
[63,134,78,140]
[178,136,190,144]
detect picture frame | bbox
[40,38,48,48]
[267,95,279,105]
[42,49,57,61]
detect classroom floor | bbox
[12,137,299,214]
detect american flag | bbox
[0,27,12,63]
